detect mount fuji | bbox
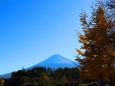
[0,54,78,78]
[28,54,78,69]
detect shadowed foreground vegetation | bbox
[2,66,100,86]
[3,67,82,86]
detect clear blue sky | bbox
[0,0,95,75]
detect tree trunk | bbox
[98,73,104,86]
[109,74,115,86]
[110,74,112,86]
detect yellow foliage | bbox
[76,49,84,55]
[0,78,4,86]
[79,33,88,44]
[76,6,115,81]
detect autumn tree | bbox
[98,0,115,19]
[76,6,115,85]
[0,78,4,86]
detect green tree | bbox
[76,6,115,84]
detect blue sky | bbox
[0,0,95,75]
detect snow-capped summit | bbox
[28,54,78,69]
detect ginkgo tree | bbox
[76,5,115,85]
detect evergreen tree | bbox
[38,73,50,86]
[76,6,115,84]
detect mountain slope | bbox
[28,54,78,69]
[0,72,11,79]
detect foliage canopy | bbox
[76,6,115,81]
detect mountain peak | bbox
[28,54,78,69]
[45,54,65,61]
[49,54,63,58]
[52,54,61,56]
[48,54,62,59]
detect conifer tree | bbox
[76,6,115,84]
[98,0,115,19]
